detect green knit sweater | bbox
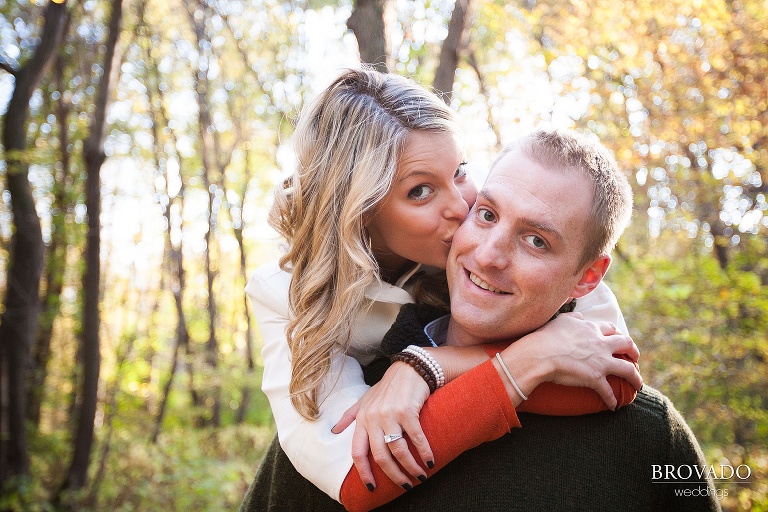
[240,387,720,511]
[240,304,720,511]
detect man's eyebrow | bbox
[478,189,564,243]
[520,217,564,243]
[478,189,497,206]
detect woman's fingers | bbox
[332,400,360,434]
[368,427,411,488]
[383,437,422,488]
[350,423,376,491]
[351,362,433,489]
[399,416,434,473]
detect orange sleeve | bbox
[480,344,639,415]
[339,359,520,512]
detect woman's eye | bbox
[524,234,546,249]
[408,185,433,200]
[478,207,496,222]
[454,162,468,180]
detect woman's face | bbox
[366,130,477,276]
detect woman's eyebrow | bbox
[398,169,436,182]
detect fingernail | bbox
[427,461,434,469]
[417,475,427,483]
[640,384,644,391]
[330,425,339,434]
[402,483,412,491]
[366,483,375,492]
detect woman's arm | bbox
[340,359,519,512]
[247,262,372,502]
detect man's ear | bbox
[570,254,611,299]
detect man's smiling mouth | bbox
[469,272,509,294]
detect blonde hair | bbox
[269,68,458,420]
[493,129,633,270]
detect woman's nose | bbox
[444,186,470,221]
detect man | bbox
[242,129,720,511]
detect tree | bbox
[56,0,122,500]
[0,0,69,492]
[432,0,473,101]
[348,0,390,72]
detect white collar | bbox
[363,263,423,304]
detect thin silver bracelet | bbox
[495,352,527,401]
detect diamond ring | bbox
[384,433,404,443]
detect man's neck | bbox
[445,317,491,347]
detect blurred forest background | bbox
[0,0,766,510]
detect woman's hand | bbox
[332,362,432,490]
[500,312,642,410]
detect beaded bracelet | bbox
[403,345,445,388]
[392,351,438,393]
[391,345,445,394]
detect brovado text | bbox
[652,464,751,481]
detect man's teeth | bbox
[469,273,507,294]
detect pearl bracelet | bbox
[391,345,446,393]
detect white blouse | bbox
[245,259,627,502]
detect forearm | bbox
[339,359,519,511]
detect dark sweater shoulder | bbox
[379,302,447,354]
[375,386,718,512]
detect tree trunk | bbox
[432,0,473,102]
[56,0,122,500]
[0,1,69,488]
[348,0,389,72]
[28,52,72,429]
[231,151,255,424]
[466,49,503,151]
[186,1,223,426]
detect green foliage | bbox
[28,422,275,511]
[608,238,768,510]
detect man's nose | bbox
[473,232,509,270]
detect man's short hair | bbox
[493,129,633,269]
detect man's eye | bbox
[524,235,546,249]
[408,185,433,200]
[478,208,496,222]
[454,162,468,180]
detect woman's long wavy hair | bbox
[269,68,458,420]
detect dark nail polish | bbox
[417,475,427,483]
[427,461,434,469]
[640,384,644,391]
[366,483,375,492]
[402,483,413,491]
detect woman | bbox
[244,68,641,510]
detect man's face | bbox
[446,147,601,344]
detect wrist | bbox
[424,346,490,384]
[498,340,552,399]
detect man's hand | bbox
[502,312,641,410]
